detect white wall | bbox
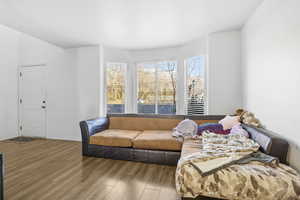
[0,21,242,142]
[102,47,131,114]
[0,24,79,141]
[0,24,103,141]
[242,0,300,170]
[74,46,101,121]
[104,34,242,115]
[18,34,79,141]
[0,25,19,140]
[127,39,208,114]
[208,31,242,115]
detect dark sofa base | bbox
[86,144,181,165]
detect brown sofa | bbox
[79,114,224,165]
[80,114,289,166]
[80,114,290,200]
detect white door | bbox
[19,66,46,138]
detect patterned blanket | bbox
[176,133,300,200]
[179,132,260,176]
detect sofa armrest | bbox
[242,124,289,164]
[79,117,109,155]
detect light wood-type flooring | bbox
[0,139,178,200]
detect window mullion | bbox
[124,64,128,113]
[132,63,137,114]
[183,60,187,115]
[155,63,158,114]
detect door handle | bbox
[41,106,46,109]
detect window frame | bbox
[183,55,208,115]
[135,60,178,115]
[105,62,128,114]
[103,56,208,116]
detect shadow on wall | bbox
[287,142,300,172]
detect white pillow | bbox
[219,115,240,130]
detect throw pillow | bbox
[197,123,231,135]
[219,115,240,130]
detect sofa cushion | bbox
[89,129,141,147]
[109,117,183,131]
[133,130,182,151]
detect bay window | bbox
[105,56,205,115]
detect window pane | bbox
[137,63,156,114]
[157,61,177,114]
[106,63,125,113]
[186,56,205,115]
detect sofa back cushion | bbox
[109,116,183,131]
[108,115,223,131]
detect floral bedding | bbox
[176,134,300,200]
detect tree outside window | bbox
[106,63,126,113]
[137,61,177,114]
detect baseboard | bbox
[0,136,81,142]
[0,136,16,141]
[46,136,81,142]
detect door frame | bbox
[18,64,48,138]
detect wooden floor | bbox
[0,139,178,200]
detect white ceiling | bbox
[0,0,263,49]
